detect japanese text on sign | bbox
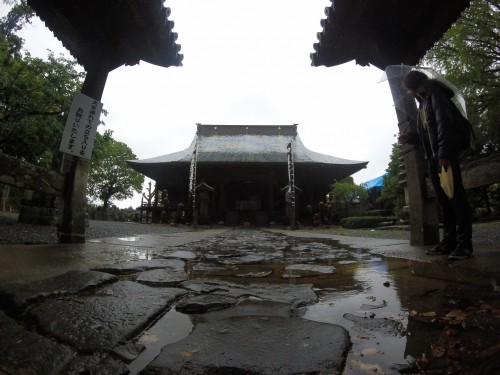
[59,92,103,160]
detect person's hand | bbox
[440,159,450,170]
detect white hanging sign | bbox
[59,92,103,160]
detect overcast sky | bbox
[1,1,399,208]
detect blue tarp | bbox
[362,175,385,191]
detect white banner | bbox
[59,92,103,160]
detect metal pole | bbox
[189,138,198,229]
[287,140,296,229]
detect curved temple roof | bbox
[311,0,470,70]
[27,0,183,71]
[128,124,368,181]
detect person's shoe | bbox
[426,242,454,255]
[448,243,473,261]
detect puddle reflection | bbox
[124,248,154,260]
[128,309,193,375]
[118,236,140,242]
[304,260,410,374]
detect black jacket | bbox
[413,81,457,161]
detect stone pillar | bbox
[385,66,439,246]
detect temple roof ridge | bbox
[129,123,367,168]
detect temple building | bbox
[127,124,367,225]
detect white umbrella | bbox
[380,65,467,119]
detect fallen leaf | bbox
[431,344,446,358]
[361,347,379,356]
[479,302,493,310]
[350,360,384,373]
[445,309,467,321]
[444,327,459,337]
[139,332,159,344]
[478,342,500,359]
[421,311,437,317]
[181,350,200,358]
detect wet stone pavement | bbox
[0,227,499,374]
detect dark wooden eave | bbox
[311,0,470,70]
[27,0,183,71]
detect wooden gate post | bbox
[385,67,439,246]
[59,65,108,243]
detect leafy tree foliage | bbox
[87,130,144,210]
[330,178,368,221]
[378,143,406,217]
[0,1,84,168]
[0,0,33,57]
[423,0,499,156]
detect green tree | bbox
[0,2,85,168]
[378,143,406,217]
[423,0,499,156]
[87,130,144,211]
[330,178,368,221]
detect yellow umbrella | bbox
[439,166,454,199]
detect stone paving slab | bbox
[93,258,186,275]
[136,268,190,286]
[0,269,117,310]
[30,281,187,351]
[176,294,239,314]
[63,352,129,374]
[180,278,318,305]
[0,310,74,375]
[142,315,351,375]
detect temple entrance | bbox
[224,181,268,226]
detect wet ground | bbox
[0,222,499,374]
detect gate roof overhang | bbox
[26,0,183,71]
[310,0,470,70]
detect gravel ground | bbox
[0,213,186,245]
[1,211,499,245]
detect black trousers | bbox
[427,157,473,247]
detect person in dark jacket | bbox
[399,70,473,260]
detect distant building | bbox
[127,124,367,225]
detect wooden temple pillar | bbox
[218,182,225,222]
[59,65,109,243]
[268,179,275,223]
[385,66,439,245]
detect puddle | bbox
[123,248,154,260]
[118,236,140,242]
[128,309,193,375]
[303,259,411,373]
